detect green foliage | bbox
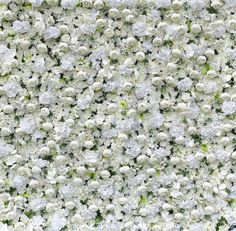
[25,210,36,218]
[94,210,104,226]
[119,100,128,110]
[207,7,218,14]
[86,172,96,179]
[191,134,202,143]
[163,40,173,47]
[187,19,191,32]
[213,92,223,104]
[201,63,211,75]
[21,192,30,198]
[201,144,208,153]
[138,113,145,120]
[139,195,148,205]
[215,216,227,231]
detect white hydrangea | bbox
[19,117,36,134]
[178,78,193,92]
[29,0,44,7]
[3,80,22,98]
[39,91,55,105]
[187,0,207,10]
[0,45,16,72]
[33,57,46,73]
[0,141,14,157]
[12,21,30,33]
[0,1,235,230]
[222,101,236,115]
[60,55,75,71]
[44,26,60,39]
[61,0,77,9]
[156,0,171,8]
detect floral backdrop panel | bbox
[0,0,236,230]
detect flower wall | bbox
[0,0,236,230]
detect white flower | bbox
[222,101,236,115]
[54,123,71,138]
[187,0,207,10]
[33,57,46,73]
[0,45,16,66]
[148,113,164,128]
[44,26,60,39]
[19,117,36,134]
[178,78,193,92]
[0,141,14,157]
[59,184,74,199]
[3,80,22,98]
[77,96,92,110]
[29,198,47,211]
[29,0,44,6]
[29,216,44,228]
[11,175,27,189]
[0,224,9,231]
[39,91,55,105]
[12,20,30,33]
[132,22,147,37]
[84,151,99,165]
[169,125,185,138]
[61,0,77,9]
[80,24,96,35]
[156,0,171,8]
[203,80,218,94]
[0,1,235,229]
[49,211,67,231]
[61,55,75,70]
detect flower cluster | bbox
[0,0,236,230]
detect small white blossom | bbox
[44,26,60,39]
[222,101,236,115]
[29,0,44,6]
[13,21,30,33]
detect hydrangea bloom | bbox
[0,0,235,230]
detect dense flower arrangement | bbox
[0,0,235,230]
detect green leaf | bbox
[42,155,54,161]
[107,166,116,176]
[163,40,173,47]
[4,200,9,208]
[76,0,82,7]
[187,19,191,32]
[201,63,211,75]
[23,3,32,8]
[2,220,13,225]
[201,144,208,153]
[119,100,128,110]
[207,7,218,14]
[138,113,145,120]
[7,187,16,195]
[96,27,104,33]
[80,198,88,205]
[86,172,96,179]
[139,195,148,205]
[191,134,202,143]
[67,169,76,178]
[94,210,103,226]
[21,192,30,198]
[59,76,69,84]
[216,216,227,231]
[25,210,36,218]
[156,169,161,177]
[227,198,236,207]
[8,31,16,37]
[213,92,223,104]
